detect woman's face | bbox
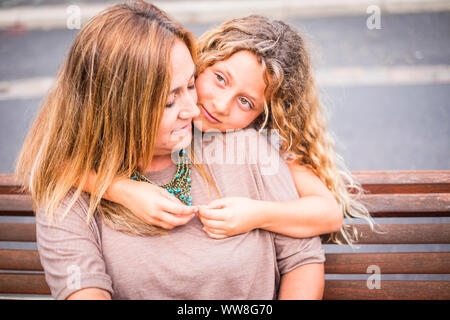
[194,50,266,132]
[153,39,199,155]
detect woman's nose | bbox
[179,93,200,119]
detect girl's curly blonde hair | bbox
[196,15,375,245]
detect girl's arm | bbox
[265,162,343,236]
[199,163,343,239]
[76,170,198,229]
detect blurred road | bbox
[0,8,449,173]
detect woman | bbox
[15,1,324,299]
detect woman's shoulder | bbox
[35,187,92,226]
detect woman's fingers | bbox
[160,197,198,216]
[158,210,196,227]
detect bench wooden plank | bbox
[325,252,450,274]
[352,223,450,244]
[2,171,449,195]
[0,273,50,295]
[2,222,449,244]
[0,223,36,242]
[2,249,448,275]
[1,193,449,217]
[324,280,450,300]
[353,170,450,185]
[336,223,450,244]
[0,250,42,271]
[0,194,33,212]
[360,193,450,214]
[1,273,449,300]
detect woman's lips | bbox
[201,105,220,123]
[172,122,191,134]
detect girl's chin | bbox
[193,118,225,133]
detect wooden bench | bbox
[0,171,449,300]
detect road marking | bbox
[0,77,54,100]
[0,0,450,30]
[0,65,449,100]
[315,65,450,87]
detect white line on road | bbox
[0,0,450,30]
[315,65,450,87]
[0,65,449,100]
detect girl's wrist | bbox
[104,177,133,205]
[252,200,276,230]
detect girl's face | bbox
[153,39,199,155]
[194,50,266,132]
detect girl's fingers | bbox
[206,198,227,209]
[198,205,224,221]
[199,217,226,230]
[203,227,227,240]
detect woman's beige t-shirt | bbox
[36,128,325,300]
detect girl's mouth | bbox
[201,105,220,123]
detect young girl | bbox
[79,14,374,244]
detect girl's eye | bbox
[239,97,252,109]
[166,101,174,108]
[188,83,196,90]
[215,73,225,84]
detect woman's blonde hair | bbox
[196,15,375,245]
[15,1,198,236]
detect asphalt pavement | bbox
[0,10,449,173]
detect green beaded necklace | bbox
[131,149,192,206]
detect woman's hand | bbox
[197,197,263,239]
[110,179,198,230]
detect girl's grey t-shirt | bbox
[36,128,325,300]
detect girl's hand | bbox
[112,179,198,230]
[197,197,263,239]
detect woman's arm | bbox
[278,263,325,300]
[67,288,111,300]
[199,163,342,239]
[76,170,198,229]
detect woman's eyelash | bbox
[239,97,253,109]
[215,73,225,83]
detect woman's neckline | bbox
[143,163,178,185]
